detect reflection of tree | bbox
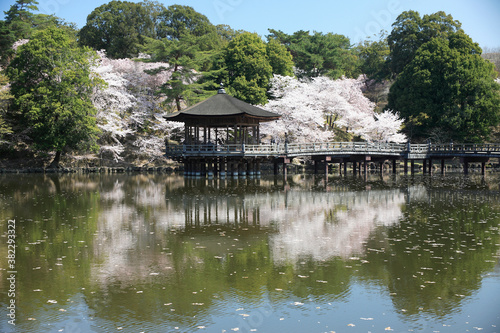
[0,174,100,332]
[269,190,405,262]
[359,188,500,317]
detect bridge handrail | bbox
[166,142,500,157]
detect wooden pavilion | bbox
[164,84,281,177]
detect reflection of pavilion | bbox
[165,85,281,177]
[183,194,263,230]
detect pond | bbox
[1,173,500,332]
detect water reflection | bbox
[1,174,499,332]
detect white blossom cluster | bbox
[91,51,181,162]
[262,75,407,143]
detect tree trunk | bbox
[48,151,62,169]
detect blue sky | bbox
[2,0,499,49]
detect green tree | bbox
[387,10,462,76]
[4,0,39,39]
[268,29,356,79]
[224,32,272,105]
[78,0,155,59]
[266,39,294,77]
[387,32,500,142]
[0,20,15,67]
[0,72,12,138]
[158,4,215,42]
[8,27,104,167]
[146,36,204,112]
[1,0,77,66]
[354,32,390,81]
[223,32,294,105]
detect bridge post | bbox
[239,161,246,177]
[411,160,415,174]
[392,159,397,174]
[247,160,254,176]
[344,161,348,175]
[207,159,214,178]
[404,159,408,174]
[219,159,226,178]
[423,159,427,174]
[482,162,486,175]
[229,160,237,177]
[428,159,433,174]
[441,160,445,175]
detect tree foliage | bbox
[145,36,206,112]
[92,51,178,162]
[268,29,358,79]
[387,31,500,142]
[78,0,156,59]
[354,32,390,82]
[262,75,406,143]
[8,27,104,166]
[1,0,77,66]
[0,72,12,138]
[157,4,215,41]
[387,10,462,76]
[222,32,293,105]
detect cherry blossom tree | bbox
[261,75,406,143]
[92,51,182,162]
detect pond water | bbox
[1,173,500,333]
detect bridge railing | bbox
[286,142,406,155]
[430,143,500,154]
[166,142,500,158]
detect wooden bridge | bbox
[165,142,500,177]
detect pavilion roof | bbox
[164,89,281,124]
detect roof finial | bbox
[218,82,226,94]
